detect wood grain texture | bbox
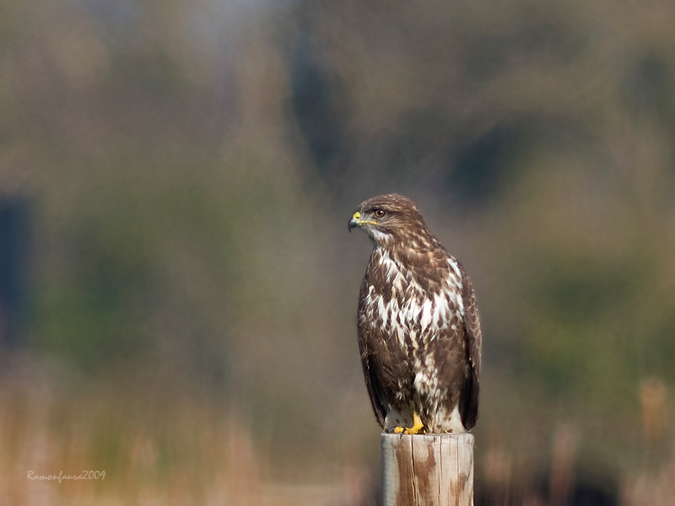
[381,433,474,506]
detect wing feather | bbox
[458,264,481,429]
[357,278,387,428]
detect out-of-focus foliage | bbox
[1,0,675,502]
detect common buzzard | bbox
[349,194,481,434]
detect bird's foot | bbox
[404,412,426,434]
[393,413,426,435]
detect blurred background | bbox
[1,0,674,504]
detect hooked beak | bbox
[348,211,378,232]
[348,211,361,232]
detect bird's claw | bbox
[393,413,426,435]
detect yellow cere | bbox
[352,211,379,226]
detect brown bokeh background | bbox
[1,0,674,504]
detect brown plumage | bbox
[349,194,481,434]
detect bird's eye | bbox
[374,209,386,218]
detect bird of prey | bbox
[349,194,481,434]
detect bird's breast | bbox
[364,281,459,353]
[362,249,465,352]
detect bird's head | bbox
[348,194,430,247]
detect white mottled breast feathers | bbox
[364,247,464,351]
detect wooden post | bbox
[381,433,474,506]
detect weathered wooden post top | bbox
[381,433,475,506]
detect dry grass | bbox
[0,357,373,506]
[3,357,673,506]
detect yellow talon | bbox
[391,413,426,434]
[403,413,426,435]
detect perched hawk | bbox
[349,194,481,434]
